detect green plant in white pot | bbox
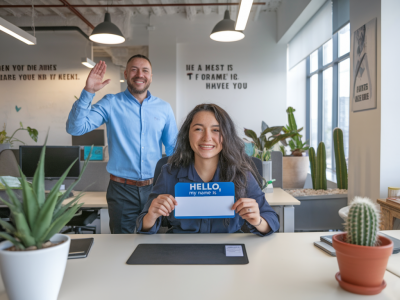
[0,137,91,300]
[244,124,296,192]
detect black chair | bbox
[249,156,263,184]
[61,209,99,234]
[154,156,169,185]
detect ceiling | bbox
[0,0,282,22]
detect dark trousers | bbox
[106,180,153,234]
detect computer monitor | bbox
[19,146,80,179]
[71,130,105,146]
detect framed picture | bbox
[352,18,377,112]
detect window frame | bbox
[306,25,350,171]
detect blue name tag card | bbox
[174,182,235,219]
[84,146,103,161]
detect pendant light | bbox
[210,10,244,42]
[89,13,125,44]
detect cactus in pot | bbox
[308,142,327,190]
[345,197,380,246]
[333,128,348,190]
[332,197,393,295]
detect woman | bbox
[136,104,279,236]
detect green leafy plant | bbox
[281,107,309,156]
[309,142,327,190]
[0,136,92,250]
[333,128,348,190]
[244,124,297,161]
[0,122,38,147]
[345,197,380,246]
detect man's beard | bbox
[127,77,151,95]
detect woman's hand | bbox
[142,195,178,232]
[231,198,261,226]
[148,194,178,219]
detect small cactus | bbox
[309,147,316,189]
[315,142,327,190]
[333,128,348,190]
[345,197,380,246]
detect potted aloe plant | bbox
[0,122,38,152]
[0,136,92,300]
[332,197,393,295]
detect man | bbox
[67,55,178,234]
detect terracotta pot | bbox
[332,233,393,295]
[282,156,309,188]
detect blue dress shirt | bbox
[66,89,178,180]
[136,163,280,236]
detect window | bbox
[306,23,350,171]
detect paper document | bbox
[174,182,235,219]
[225,245,244,257]
[0,176,22,190]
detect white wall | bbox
[0,30,120,147]
[380,0,400,197]
[348,0,381,203]
[149,12,288,136]
[277,0,311,42]
[287,59,306,133]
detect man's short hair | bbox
[126,54,152,67]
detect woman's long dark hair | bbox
[168,103,261,198]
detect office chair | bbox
[61,209,99,234]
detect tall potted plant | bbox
[0,122,38,152]
[244,123,296,189]
[280,107,309,188]
[332,197,393,295]
[0,136,91,300]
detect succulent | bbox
[281,107,309,156]
[333,128,348,190]
[0,136,92,250]
[308,142,327,190]
[244,123,297,161]
[309,147,317,189]
[345,197,380,246]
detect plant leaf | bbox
[40,203,83,243]
[53,146,93,212]
[12,211,36,247]
[244,129,260,148]
[32,133,49,207]
[0,179,23,212]
[260,126,283,137]
[0,232,25,250]
[0,218,16,234]
[26,127,38,142]
[18,168,39,228]
[52,194,84,222]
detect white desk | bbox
[383,230,400,278]
[69,188,300,234]
[0,232,399,300]
[264,188,300,232]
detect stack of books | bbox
[314,232,400,256]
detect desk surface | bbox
[384,230,400,278]
[69,188,300,208]
[0,232,399,300]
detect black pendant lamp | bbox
[210,10,244,42]
[89,13,125,44]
